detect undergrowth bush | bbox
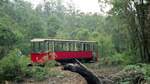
[29,60,58,80]
[123,64,150,83]
[99,52,138,66]
[0,49,30,82]
[110,53,125,65]
[45,60,64,77]
[30,66,48,81]
[45,60,57,67]
[99,53,125,65]
[0,49,58,82]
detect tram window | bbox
[93,44,96,51]
[72,43,74,51]
[86,43,89,51]
[68,43,71,51]
[83,43,85,51]
[48,41,53,52]
[76,43,80,51]
[59,42,63,51]
[54,42,56,51]
[54,42,61,51]
[31,42,47,53]
[44,41,49,52]
[88,44,91,50]
[85,43,89,50]
[61,43,65,51]
[86,44,88,50]
[65,42,69,51]
[90,44,93,51]
[40,42,43,52]
[72,43,75,51]
[80,43,84,51]
[81,43,91,51]
[55,42,61,51]
[60,42,66,51]
[32,42,40,53]
[74,43,77,51]
[69,43,71,51]
[89,44,91,50]
[70,43,73,51]
[82,43,84,51]
[40,42,46,52]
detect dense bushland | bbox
[0,0,150,83]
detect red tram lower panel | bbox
[55,51,93,60]
[31,51,93,63]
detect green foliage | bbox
[76,28,90,40]
[110,0,150,63]
[48,70,64,77]
[0,24,18,46]
[45,60,57,68]
[99,53,124,65]
[0,49,56,82]
[47,16,62,37]
[0,49,30,81]
[110,53,125,65]
[123,65,141,72]
[30,60,62,81]
[123,64,150,82]
[139,64,150,77]
[111,51,139,65]
[30,66,48,81]
[99,52,138,66]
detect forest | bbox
[0,0,150,84]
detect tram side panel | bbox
[31,51,94,63]
[55,51,93,60]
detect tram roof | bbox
[31,38,97,43]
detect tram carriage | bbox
[30,39,99,64]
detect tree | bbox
[76,29,90,40]
[109,0,150,62]
[47,16,62,37]
[0,18,20,59]
[134,0,150,62]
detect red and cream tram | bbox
[30,39,99,64]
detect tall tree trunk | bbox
[135,0,150,62]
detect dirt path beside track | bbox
[21,64,122,84]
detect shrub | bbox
[30,66,48,81]
[123,64,150,83]
[45,60,57,68]
[123,64,150,76]
[99,52,138,66]
[0,49,48,82]
[123,65,141,72]
[99,53,126,65]
[0,49,30,82]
